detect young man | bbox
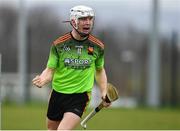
[32,5,110,130]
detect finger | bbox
[102,95,111,103]
[102,101,111,107]
[36,85,42,88]
[32,75,40,82]
[32,79,42,87]
[38,81,44,87]
[38,79,46,88]
[32,79,40,85]
[32,75,43,88]
[101,96,106,101]
[33,82,42,88]
[32,76,42,85]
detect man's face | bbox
[75,16,94,35]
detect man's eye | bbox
[89,17,93,20]
[79,17,86,20]
[79,17,93,21]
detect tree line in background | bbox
[0,6,179,106]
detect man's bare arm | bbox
[95,68,111,107]
[32,67,55,88]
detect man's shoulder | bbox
[53,32,71,45]
[88,34,104,49]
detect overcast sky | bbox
[0,0,179,35]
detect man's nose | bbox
[84,19,91,24]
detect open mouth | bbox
[83,27,90,31]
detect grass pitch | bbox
[1,103,180,130]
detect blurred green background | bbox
[2,102,180,130]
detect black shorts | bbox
[47,89,90,121]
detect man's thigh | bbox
[57,112,81,130]
[47,118,60,130]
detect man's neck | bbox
[71,30,88,41]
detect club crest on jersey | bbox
[88,46,94,55]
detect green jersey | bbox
[47,32,104,94]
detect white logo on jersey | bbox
[64,58,92,69]
[63,45,71,51]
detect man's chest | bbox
[55,41,98,69]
